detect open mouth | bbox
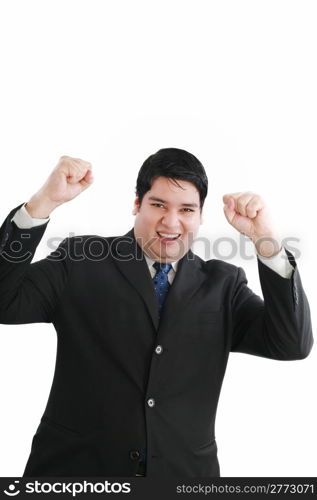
[156,231,181,243]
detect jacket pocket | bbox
[41,416,82,437]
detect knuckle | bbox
[237,199,245,211]
[250,195,261,206]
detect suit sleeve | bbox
[230,249,314,360]
[0,203,72,324]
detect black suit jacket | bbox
[0,203,313,477]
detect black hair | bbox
[135,147,208,210]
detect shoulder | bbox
[50,233,122,261]
[196,253,240,279]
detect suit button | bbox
[155,345,163,355]
[147,398,155,408]
[129,450,140,461]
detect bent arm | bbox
[0,203,71,324]
[230,249,313,360]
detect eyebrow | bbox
[148,196,199,208]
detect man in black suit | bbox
[0,148,313,477]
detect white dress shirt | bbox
[11,203,293,279]
[144,253,178,284]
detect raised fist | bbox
[25,155,94,218]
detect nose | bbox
[161,210,181,231]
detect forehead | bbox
[145,176,200,202]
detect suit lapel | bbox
[112,228,206,333]
[158,248,205,333]
[112,229,160,331]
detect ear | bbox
[132,197,140,216]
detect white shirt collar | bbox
[143,252,178,273]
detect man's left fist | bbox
[222,192,282,257]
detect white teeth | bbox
[158,232,179,239]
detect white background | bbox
[0,0,316,477]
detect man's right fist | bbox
[25,156,94,218]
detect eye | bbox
[150,203,194,212]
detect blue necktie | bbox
[152,262,173,316]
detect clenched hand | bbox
[223,192,282,258]
[25,156,94,218]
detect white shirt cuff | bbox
[11,203,50,229]
[257,247,294,279]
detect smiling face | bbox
[133,176,203,262]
